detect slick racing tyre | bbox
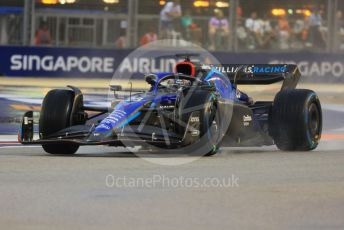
[175,88,222,156]
[39,89,80,154]
[269,89,322,151]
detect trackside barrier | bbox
[0,46,343,82]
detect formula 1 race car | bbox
[19,54,322,156]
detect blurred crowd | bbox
[237,8,328,51]
[31,0,344,51]
[153,0,343,51]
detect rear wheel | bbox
[39,89,79,154]
[269,89,322,151]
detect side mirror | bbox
[110,85,122,100]
[110,85,122,91]
[145,74,157,86]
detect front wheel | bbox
[176,89,222,156]
[39,89,80,154]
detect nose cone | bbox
[95,109,128,133]
[95,100,146,133]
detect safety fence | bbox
[0,46,344,82]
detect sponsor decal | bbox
[236,91,241,99]
[270,60,344,79]
[243,115,252,127]
[96,123,112,130]
[10,55,114,73]
[252,65,286,73]
[159,105,175,109]
[1,46,343,81]
[191,130,200,136]
[190,116,200,122]
[119,57,176,73]
[243,115,252,122]
[151,132,157,141]
[96,110,127,130]
[202,64,252,73]
[202,64,287,74]
[130,96,144,102]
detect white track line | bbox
[322,104,344,113]
[0,145,40,149]
[0,135,18,142]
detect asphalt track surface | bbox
[0,107,343,230]
[1,80,344,229]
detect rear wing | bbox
[202,64,301,90]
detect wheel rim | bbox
[308,103,320,141]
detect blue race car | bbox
[19,55,322,155]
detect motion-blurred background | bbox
[0,0,344,135]
[1,0,343,51]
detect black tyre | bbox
[176,88,222,156]
[270,89,322,151]
[39,89,79,154]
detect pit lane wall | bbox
[0,46,343,82]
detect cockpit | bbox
[144,56,207,93]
